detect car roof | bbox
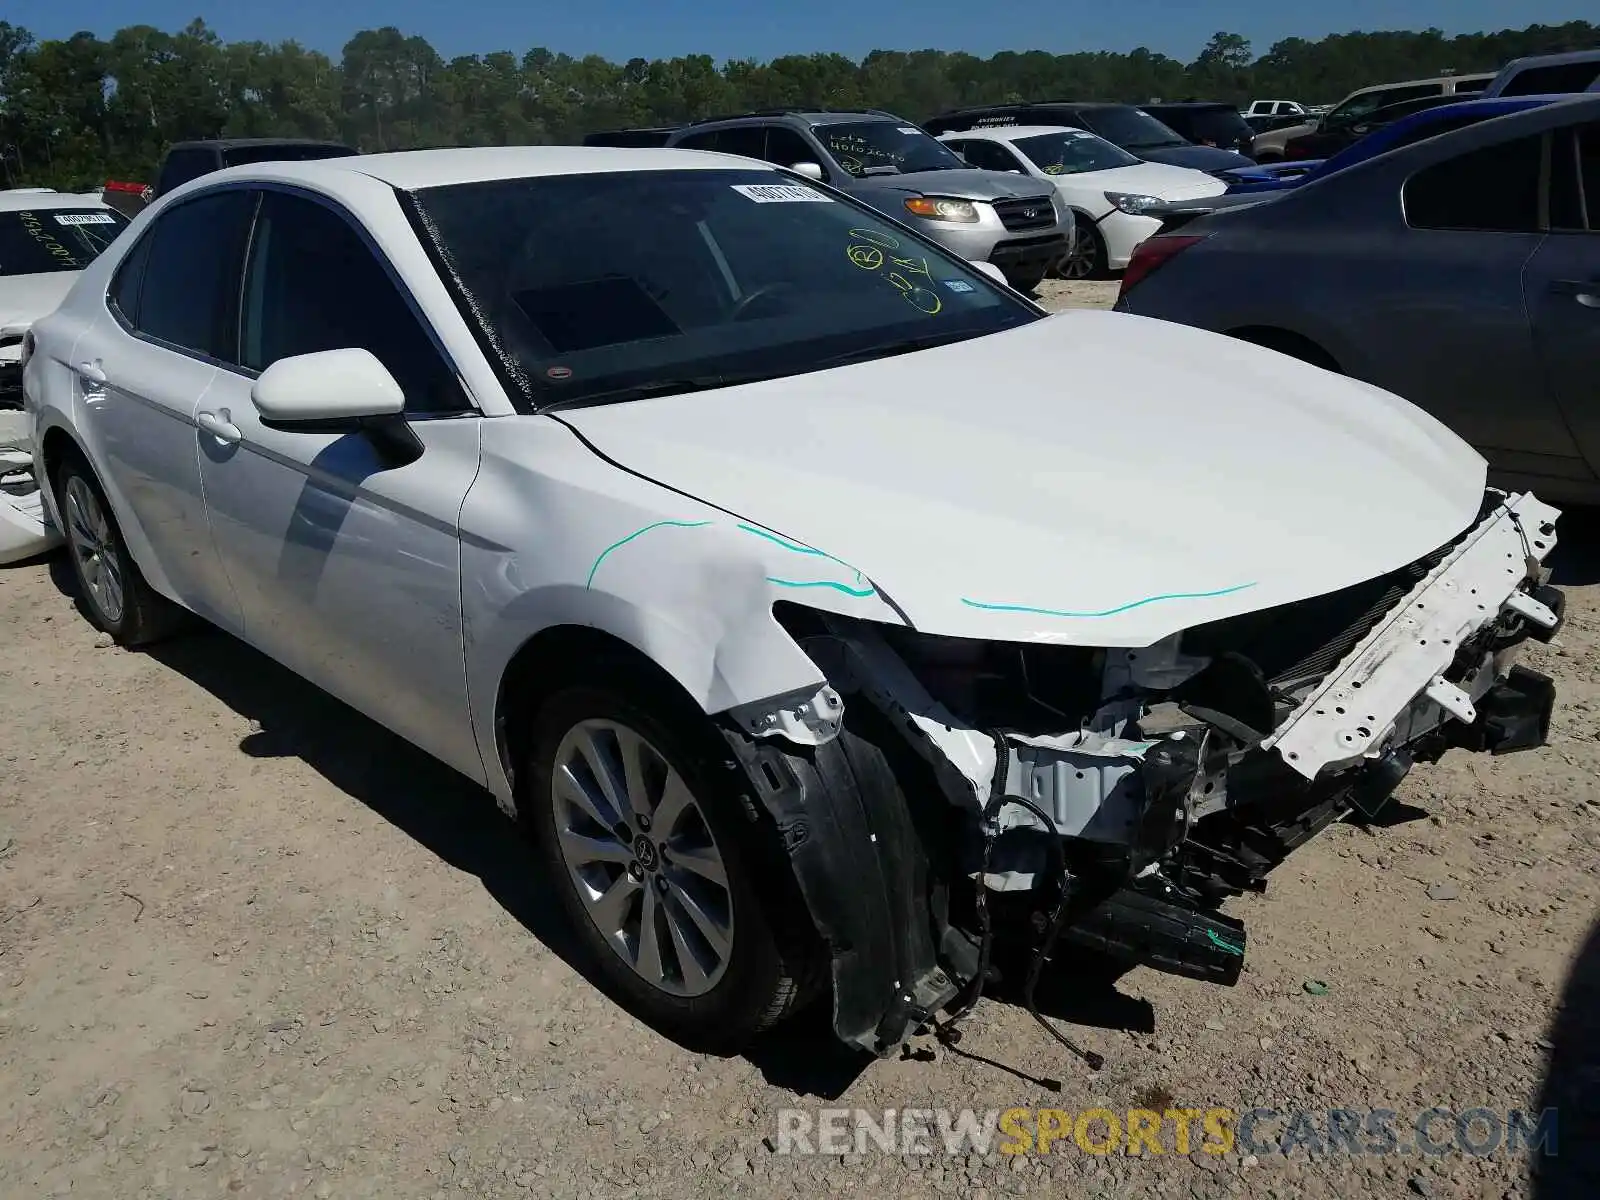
[941,124,1088,140]
[187,145,765,192]
[1143,101,1236,111]
[1344,71,1496,98]
[0,190,111,213]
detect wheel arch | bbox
[491,623,704,807]
[1225,325,1344,373]
[35,419,182,602]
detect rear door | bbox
[69,188,256,629]
[1380,129,1586,484]
[1525,120,1600,479]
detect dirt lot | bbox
[3,280,1598,1200]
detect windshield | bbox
[1013,130,1140,174]
[412,168,1035,410]
[0,208,129,276]
[1075,107,1187,149]
[813,121,966,176]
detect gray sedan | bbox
[1116,94,1600,505]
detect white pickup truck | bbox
[1242,99,1308,117]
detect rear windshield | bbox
[1167,108,1253,145]
[1073,107,1187,150]
[219,144,357,167]
[0,208,129,275]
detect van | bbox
[1251,72,1495,161]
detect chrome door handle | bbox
[196,410,242,443]
[77,361,107,386]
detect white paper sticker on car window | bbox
[52,212,117,226]
[729,183,833,203]
[897,127,921,135]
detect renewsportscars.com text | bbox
[773,1106,1559,1158]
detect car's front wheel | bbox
[522,670,818,1051]
[1057,222,1106,280]
[53,453,184,646]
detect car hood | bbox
[561,311,1488,648]
[849,167,1056,203]
[1136,144,1255,171]
[1055,161,1227,201]
[0,274,77,331]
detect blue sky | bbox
[5,0,1592,65]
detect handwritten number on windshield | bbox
[845,229,942,315]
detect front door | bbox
[195,188,486,782]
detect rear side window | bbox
[763,127,822,171]
[130,189,256,358]
[672,130,720,152]
[1403,134,1543,233]
[957,139,1025,172]
[238,190,464,414]
[1499,62,1600,97]
[156,148,219,194]
[1549,123,1599,230]
[220,144,356,167]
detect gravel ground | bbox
[2,280,1597,1200]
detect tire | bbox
[52,452,185,647]
[521,664,819,1052]
[1005,268,1046,294]
[1055,220,1106,280]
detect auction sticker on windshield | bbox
[52,213,117,226]
[730,184,833,203]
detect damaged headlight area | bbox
[718,490,1564,1060]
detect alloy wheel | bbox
[1057,226,1099,280]
[62,474,125,625]
[550,718,734,997]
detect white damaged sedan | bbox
[20,146,1564,1058]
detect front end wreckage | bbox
[717,490,1563,1058]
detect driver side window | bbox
[238,191,467,415]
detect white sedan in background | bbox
[15,146,1563,1060]
[938,125,1226,278]
[1,188,129,563]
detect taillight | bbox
[103,180,148,193]
[1118,234,1206,300]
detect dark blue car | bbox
[1218,95,1567,194]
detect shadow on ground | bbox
[1532,908,1600,1200]
[1546,504,1600,588]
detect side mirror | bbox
[968,260,1010,287]
[250,348,423,466]
[789,161,824,181]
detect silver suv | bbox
[667,109,1072,291]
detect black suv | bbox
[1140,102,1256,159]
[923,103,1255,172]
[153,139,358,201]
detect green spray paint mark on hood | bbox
[960,582,1258,620]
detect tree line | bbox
[1,18,1596,189]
